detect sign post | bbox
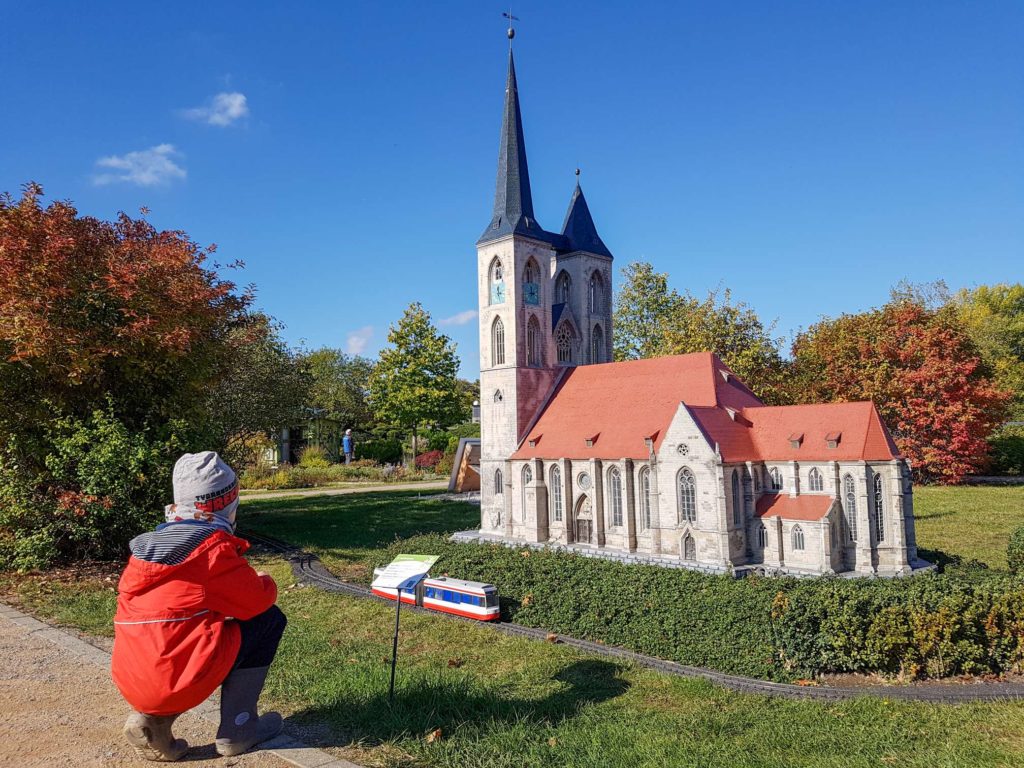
[370,554,438,701]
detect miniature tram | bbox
[371,570,500,621]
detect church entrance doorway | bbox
[574,496,593,545]
[576,519,592,544]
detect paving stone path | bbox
[0,603,359,768]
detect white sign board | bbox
[371,554,439,591]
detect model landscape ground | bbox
[3,485,1024,767]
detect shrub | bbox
[424,430,451,453]
[0,407,187,570]
[297,445,331,468]
[415,450,444,470]
[238,461,434,490]
[990,425,1024,475]
[1009,525,1024,576]
[359,439,403,465]
[435,452,456,477]
[370,535,1024,682]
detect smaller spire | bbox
[560,181,612,258]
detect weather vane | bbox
[503,9,518,43]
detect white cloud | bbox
[439,310,478,326]
[181,91,249,126]
[346,326,374,355]
[93,144,186,187]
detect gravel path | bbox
[0,604,357,768]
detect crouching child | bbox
[111,451,288,761]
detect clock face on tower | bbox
[490,282,506,304]
[524,282,540,305]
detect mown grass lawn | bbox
[913,485,1023,570]
[3,486,1024,767]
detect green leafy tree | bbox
[613,261,681,361]
[300,347,375,429]
[205,313,311,468]
[955,283,1024,420]
[368,303,462,456]
[614,261,790,403]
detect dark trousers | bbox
[232,605,287,670]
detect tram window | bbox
[485,592,498,608]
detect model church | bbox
[469,39,924,577]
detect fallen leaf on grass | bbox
[425,728,443,744]
[521,594,533,607]
[795,679,819,687]
[545,633,559,644]
[447,658,464,668]
[547,737,558,747]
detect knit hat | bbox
[165,452,240,529]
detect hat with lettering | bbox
[165,451,240,529]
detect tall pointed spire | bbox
[478,48,548,244]
[561,179,612,257]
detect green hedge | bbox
[369,535,1024,682]
[356,439,403,465]
[1009,525,1024,576]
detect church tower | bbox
[477,30,613,539]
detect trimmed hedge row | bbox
[369,535,1024,682]
[1009,525,1024,576]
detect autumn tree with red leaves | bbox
[0,184,255,567]
[790,299,1011,483]
[0,183,250,440]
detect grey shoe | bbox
[214,666,283,757]
[123,712,188,762]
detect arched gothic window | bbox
[769,467,783,491]
[494,469,503,495]
[556,271,571,304]
[550,466,563,522]
[493,389,503,403]
[524,260,537,283]
[489,258,505,305]
[640,467,652,530]
[589,272,604,314]
[843,473,858,542]
[758,523,768,548]
[742,467,753,517]
[731,469,741,526]
[808,467,823,492]
[792,525,805,551]
[521,464,533,521]
[677,468,696,524]
[491,317,505,366]
[873,472,885,542]
[555,323,575,364]
[527,316,541,367]
[753,468,761,492]
[682,532,696,561]
[592,325,604,363]
[608,467,623,527]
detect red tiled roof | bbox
[511,352,761,460]
[691,401,901,462]
[510,352,902,463]
[756,494,833,521]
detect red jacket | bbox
[111,523,277,716]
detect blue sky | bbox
[2,2,1021,376]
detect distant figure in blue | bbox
[343,429,354,464]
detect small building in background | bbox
[449,438,481,493]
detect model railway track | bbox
[243,530,1024,704]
